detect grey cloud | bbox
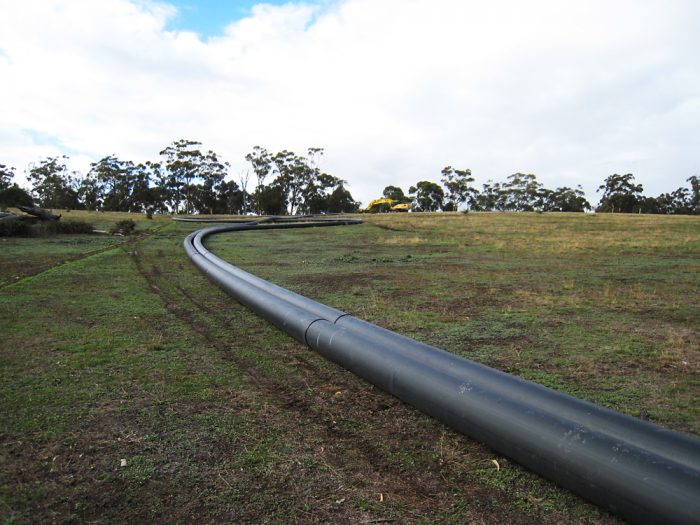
[0,0,698,204]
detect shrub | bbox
[111,219,137,235]
[0,219,32,237]
[36,220,94,235]
[0,219,95,237]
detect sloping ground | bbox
[1,211,698,523]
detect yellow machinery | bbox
[365,198,411,213]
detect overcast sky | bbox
[1,0,698,206]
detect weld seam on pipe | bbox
[181,218,700,525]
[188,223,700,471]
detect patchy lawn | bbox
[1,211,698,524]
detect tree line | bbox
[381,169,699,214]
[0,140,360,215]
[1,141,698,215]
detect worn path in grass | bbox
[1,211,698,524]
[0,212,170,288]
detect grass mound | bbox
[1,210,698,524]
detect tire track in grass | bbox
[176,282,341,385]
[0,241,123,289]
[0,222,171,290]
[126,239,599,525]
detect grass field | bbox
[1,211,698,524]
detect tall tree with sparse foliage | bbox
[216,179,246,215]
[245,146,274,214]
[88,155,133,211]
[409,181,444,212]
[327,183,360,213]
[0,164,15,191]
[471,180,504,211]
[245,146,354,215]
[0,163,33,209]
[160,139,229,214]
[597,173,644,213]
[271,150,309,215]
[76,172,102,211]
[382,185,412,203]
[687,175,700,214]
[501,173,544,211]
[441,166,478,211]
[27,156,80,209]
[541,186,591,212]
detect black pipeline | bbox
[181,217,700,525]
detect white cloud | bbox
[1,0,698,205]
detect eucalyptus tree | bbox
[0,186,33,209]
[27,156,80,209]
[542,186,591,212]
[88,155,132,211]
[245,146,273,192]
[141,161,170,214]
[270,150,299,214]
[473,180,507,211]
[687,175,700,214]
[237,170,252,214]
[382,185,410,203]
[409,181,444,212]
[256,183,287,215]
[76,172,102,211]
[596,174,643,213]
[441,166,478,211]
[216,179,245,214]
[0,164,33,209]
[246,146,273,214]
[300,172,344,214]
[266,147,330,215]
[297,148,337,214]
[130,163,160,212]
[160,139,228,214]
[661,176,700,215]
[0,164,15,191]
[501,173,545,211]
[327,183,360,213]
[246,146,344,215]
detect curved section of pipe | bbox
[180,216,700,525]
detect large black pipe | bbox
[180,217,700,525]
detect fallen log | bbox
[0,212,20,221]
[17,205,61,220]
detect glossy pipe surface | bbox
[180,217,700,525]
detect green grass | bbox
[1,210,698,524]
